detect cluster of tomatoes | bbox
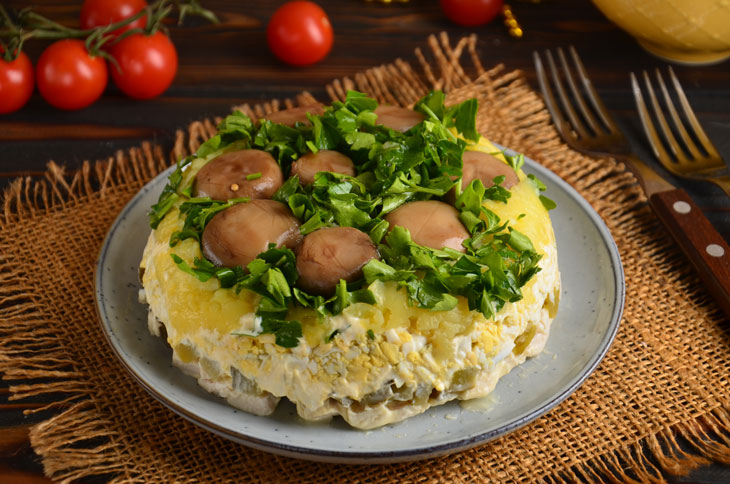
[0,0,178,114]
[0,0,506,115]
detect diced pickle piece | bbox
[450,367,479,392]
[231,367,265,396]
[413,384,432,405]
[391,382,414,402]
[362,385,393,406]
[513,325,537,356]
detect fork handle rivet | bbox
[672,201,691,214]
[706,244,725,258]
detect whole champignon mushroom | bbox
[262,104,324,127]
[290,150,356,185]
[374,105,425,132]
[296,227,380,296]
[461,150,519,189]
[195,149,283,201]
[385,201,469,252]
[202,200,302,269]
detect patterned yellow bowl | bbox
[591,0,730,65]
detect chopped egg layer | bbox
[139,143,561,429]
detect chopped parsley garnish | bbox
[260,319,302,348]
[325,329,340,343]
[152,90,554,348]
[149,156,192,229]
[526,173,557,210]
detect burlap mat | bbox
[2,33,730,483]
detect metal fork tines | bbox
[533,46,672,195]
[534,46,625,154]
[535,46,730,320]
[632,68,730,197]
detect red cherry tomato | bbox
[440,0,504,27]
[267,1,333,67]
[0,51,34,114]
[109,31,178,100]
[80,0,148,36]
[36,40,108,110]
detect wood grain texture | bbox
[0,122,159,141]
[650,189,730,319]
[0,423,54,484]
[0,464,54,484]
[1,0,729,482]
[0,425,33,454]
[2,0,728,169]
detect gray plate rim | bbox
[95,151,625,463]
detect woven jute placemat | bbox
[2,33,730,483]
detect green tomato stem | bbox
[0,0,218,59]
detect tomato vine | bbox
[0,1,217,111]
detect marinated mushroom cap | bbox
[202,200,302,269]
[290,150,356,185]
[194,149,283,201]
[385,201,469,252]
[262,104,324,127]
[374,105,425,132]
[462,150,519,190]
[296,226,380,296]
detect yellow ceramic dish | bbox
[591,0,730,65]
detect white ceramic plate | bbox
[95,153,624,464]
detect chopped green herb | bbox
[148,156,192,228]
[325,329,340,343]
[540,195,557,211]
[527,173,546,191]
[170,254,214,282]
[156,90,554,348]
[260,319,302,348]
[504,152,525,172]
[527,174,556,211]
[507,228,535,252]
[170,254,244,288]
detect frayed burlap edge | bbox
[1,32,730,483]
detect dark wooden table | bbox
[2,1,729,482]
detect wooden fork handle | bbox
[649,188,730,320]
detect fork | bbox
[631,67,730,198]
[534,46,730,320]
